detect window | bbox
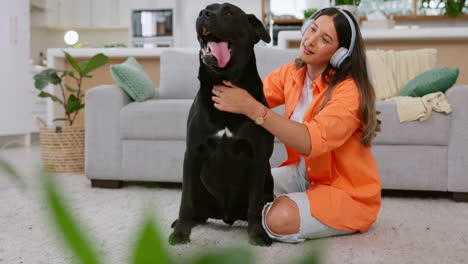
[360,0,468,17]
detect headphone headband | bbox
[337,8,356,58]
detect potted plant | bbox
[334,0,360,4]
[33,51,109,173]
[421,0,467,17]
[304,8,319,19]
[333,0,361,20]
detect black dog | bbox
[168,3,274,246]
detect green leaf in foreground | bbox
[43,173,102,264]
[294,253,322,264]
[131,216,174,264]
[192,247,253,264]
[294,244,323,264]
[0,158,25,189]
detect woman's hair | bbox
[296,7,381,147]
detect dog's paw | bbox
[168,231,190,245]
[248,229,272,247]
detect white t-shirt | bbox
[290,73,314,123]
[290,73,314,163]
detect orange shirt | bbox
[263,61,381,232]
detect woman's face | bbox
[299,15,340,68]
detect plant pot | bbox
[39,125,85,173]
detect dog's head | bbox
[196,3,270,75]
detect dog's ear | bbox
[247,14,271,44]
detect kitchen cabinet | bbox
[129,0,166,10]
[91,0,117,27]
[31,0,90,28]
[59,0,92,28]
[0,0,33,137]
[92,0,130,28]
[118,0,131,27]
[91,0,131,28]
[31,0,131,29]
[30,0,59,28]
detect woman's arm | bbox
[212,81,311,156]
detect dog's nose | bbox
[200,9,214,18]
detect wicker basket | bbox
[39,125,85,173]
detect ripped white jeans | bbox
[261,158,355,243]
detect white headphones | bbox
[300,8,356,69]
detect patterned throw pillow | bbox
[110,57,155,101]
[399,67,459,97]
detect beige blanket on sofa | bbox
[366,49,452,123]
[387,92,452,122]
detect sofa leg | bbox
[452,192,468,202]
[91,179,122,188]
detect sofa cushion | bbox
[399,67,459,97]
[110,57,155,102]
[374,100,450,146]
[120,99,286,142]
[120,99,193,140]
[158,49,199,99]
[121,99,450,145]
[254,46,299,78]
[158,47,299,100]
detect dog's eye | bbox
[199,11,203,17]
[224,11,232,16]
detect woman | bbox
[212,7,381,243]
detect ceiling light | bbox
[64,30,79,45]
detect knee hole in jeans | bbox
[265,196,300,235]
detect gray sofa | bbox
[85,47,468,201]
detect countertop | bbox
[277,26,468,48]
[47,26,468,61]
[47,47,199,62]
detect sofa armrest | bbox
[85,85,132,180]
[446,85,468,192]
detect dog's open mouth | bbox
[201,40,232,68]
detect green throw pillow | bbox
[110,57,155,101]
[399,67,459,97]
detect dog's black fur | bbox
[168,3,274,246]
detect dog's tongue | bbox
[208,41,231,68]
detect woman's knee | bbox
[265,196,300,235]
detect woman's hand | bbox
[212,81,261,117]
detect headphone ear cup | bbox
[301,18,314,36]
[330,47,349,68]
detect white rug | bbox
[1,147,468,264]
